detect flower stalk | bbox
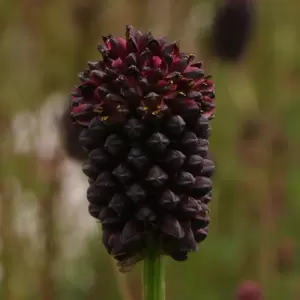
[144,237,165,300]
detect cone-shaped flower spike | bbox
[71,26,215,272]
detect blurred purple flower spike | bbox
[211,0,255,62]
[60,101,87,161]
[236,280,263,300]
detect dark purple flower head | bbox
[277,238,295,273]
[210,0,255,62]
[60,101,87,161]
[236,281,263,300]
[70,26,215,271]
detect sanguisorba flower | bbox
[71,26,215,271]
[236,281,263,300]
[211,0,254,62]
[61,101,87,161]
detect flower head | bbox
[277,238,295,273]
[70,26,215,271]
[210,0,255,62]
[61,101,87,161]
[236,281,263,300]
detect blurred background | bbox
[1,0,300,299]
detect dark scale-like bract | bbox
[71,26,215,271]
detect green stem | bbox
[143,237,165,300]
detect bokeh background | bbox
[1,0,300,299]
